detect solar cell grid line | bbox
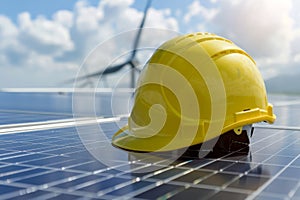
[0,112,73,126]
[246,138,290,161]
[5,144,56,153]
[167,187,217,200]
[51,176,129,198]
[277,146,300,157]
[247,155,300,199]
[119,159,248,198]
[224,139,298,170]
[254,132,299,166]
[0,153,57,164]
[103,181,156,200]
[41,147,89,158]
[0,184,28,199]
[198,172,242,188]
[0,168,50,184]
[248,129,287,153]
[126,157,232,180]
[3,156,128,177]
[139,154,221,171]
[0,153,31,163]
[139,181,252,200]
[39,144,89,155]
[0,109,75,117]
[174,181,255,196]
[134,167,187,183]
[1,151,88,171]
[0,135,95,171]
[22,156,77,168]
[0,152,48,164]
[51,174,112,191]
[7,190,58,200]
[0,114,29,123]
[0,115,62,125]
[0,145,26,154]
[118,165,169,179]
[0,137,30,145]
[22,138,77,146]
[133,183,186,199]
[79,177,139,196]
[1,168,74,183]
[47,159,94,170]
[170,169,214,185]
[0,184,98,200]
[262,179,299,199]
[290,182,300,199]
[4,171,91,190]
[0,143,83,156]
[116,162,169,177]
[67,160,135,174]
[0,165,35,178]
[113,183,185,200]
[221,162,256,174]
[243,139,298,167]
[160,158,192,168]
[81,177,144,196]
[1,141,47,150]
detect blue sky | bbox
[0,0,98,22]
[0,0,299,88]
[0,0,206,20]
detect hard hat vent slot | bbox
[212,49,255,64]
[195,37,233,45]
[196,32,215,36]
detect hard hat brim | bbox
[112,104,276,153]
[112,125,197,152]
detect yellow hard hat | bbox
[112,32,276,152]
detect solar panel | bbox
[0,92,299,199]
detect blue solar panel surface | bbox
[0,92,299,199]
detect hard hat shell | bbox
[112,32,276,152]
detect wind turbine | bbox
[70,0,152,88]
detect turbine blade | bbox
[130,0,152,59]
[63,62,129,84]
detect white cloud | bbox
[53,10,74,28]
[147,8,178,30]
[291,29,300,58]
[0,15,18,38]
[0,16,18,52]
[180,0,300,80]
[184,0,218,23]
[0,0,179,87]
[18,12,74,55]
[211,0,293,59]
[200,0,299,79]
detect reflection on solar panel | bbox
[0,92,299,199]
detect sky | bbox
[0,0,300,88]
